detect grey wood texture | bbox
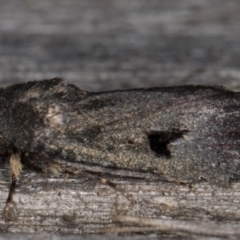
[0,0,240,91]
[0,0,240,239]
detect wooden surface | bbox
[1,0,240,239]
[1,0,240,91]
[1,168,240,239]
[2,167,240,237]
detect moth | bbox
[0,78,240,219]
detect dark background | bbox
[1,0,240,91]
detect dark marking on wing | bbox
[148,130,188,158]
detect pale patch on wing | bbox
[44,104,65,127]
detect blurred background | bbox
[0,0,240,91]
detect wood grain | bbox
[0,162,240,238]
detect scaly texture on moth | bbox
[0,78,240,219]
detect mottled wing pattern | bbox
[1,79,240,186]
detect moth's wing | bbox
[165,91,240,186]
[3,81,240,186]
[30,85,240,186]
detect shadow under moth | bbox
[0,78,239,220]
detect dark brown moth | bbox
[0,78,240,219]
